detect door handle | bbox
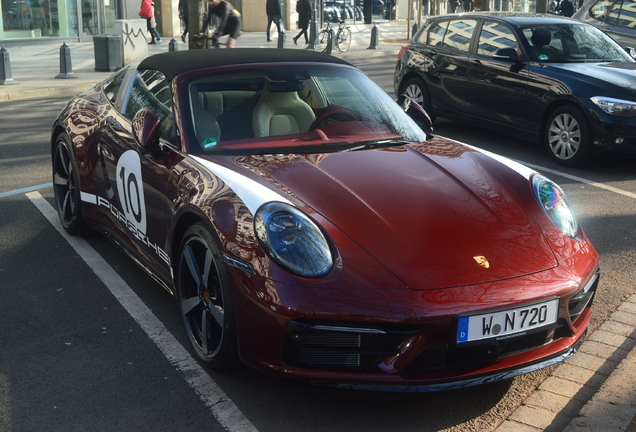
[469,59,482,67]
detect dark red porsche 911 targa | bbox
[51,48,599,391]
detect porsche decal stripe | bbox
[27,191,259,432]
[192,156,293,214]
[80,191,97,204]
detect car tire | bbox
[52,132,87,235]
[402,78,435,121]
[544,105,593,167]
[177,222,240,369]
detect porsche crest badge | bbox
[473,256,490,268]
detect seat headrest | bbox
[531,27,551,47]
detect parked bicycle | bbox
[313,19,352,53]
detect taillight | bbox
[397,45,408,61]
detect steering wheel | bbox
[309,105,359,131]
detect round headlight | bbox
[531,174,580,239]
[254,202,334,278]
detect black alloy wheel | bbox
[52,133,87,235]
[545,105,593,167]
[178,223,239,369]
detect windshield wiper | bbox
[359,139,417,149]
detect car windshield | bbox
[183,65,428,155]
[520,23,633,63]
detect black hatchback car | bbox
[394,13,636,166]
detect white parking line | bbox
[26,191,259,432]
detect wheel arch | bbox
[539,97,592,144]
[170,207,229,290]
[397,71,428,97]
[51,123,68,154]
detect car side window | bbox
[606,0,636,27]
[443,19,478,52]
[477,21,519,56]
[102,66,129,111]
[591,0,614,21]
[123,69,175,143]
[426,21,448,45]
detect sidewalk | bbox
[1,21,636,432]
[0,21,407,102]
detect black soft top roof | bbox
[138,48,353,81]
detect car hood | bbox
[552,61,636,91]
[217,141,557,290]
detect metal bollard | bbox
[55,43,77,79]
[325,29,336,54]
[309,19,321,51]
[412,23,419,36]
[308,14,318,46]
[0,46,17,85]
[277,31,286,49]
[169,38,179,51]
[367,25,380,50]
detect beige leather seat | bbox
[252,84,316,137]
[189,85,221,147]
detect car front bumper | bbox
[231,243,599,391]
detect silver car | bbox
[573,0,636,48]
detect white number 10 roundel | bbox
[116,150,147,235]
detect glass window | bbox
[520,23,633,62]
[426,20,448,45]
[124,69,174,142]
[444,19,477,52]
[590,0,613,20]
[609,0,636,27]
[183,66,428,155]
[102,66,129,111]
[1,0,78,39]
[477,21,518,56]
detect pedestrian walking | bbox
[139,0,161,44]
[179,0,188,42]
[200,0,242,48]
[293,0,310,45]
[266,0,281,42]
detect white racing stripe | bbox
[26,191,258,432]
[442,135,636,200]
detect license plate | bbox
[456,298,559,344]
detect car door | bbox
[465,20,532,134]
[419,18,478,119]
[95,68,179,285]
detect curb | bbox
[495,294,636,432]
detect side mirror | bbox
[132,108,162,156]
[493,48,519,62]
[397,94,434,140]
[624,46,636,59]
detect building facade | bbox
[0,0,539,44]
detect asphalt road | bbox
[0,57,635,432]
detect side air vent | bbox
[569,270,599,323]
[283,321,418,370]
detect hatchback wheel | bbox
[177,223,239,369]
[545,106,593,167]
[402,78,435,120]
[52,133,87,235]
